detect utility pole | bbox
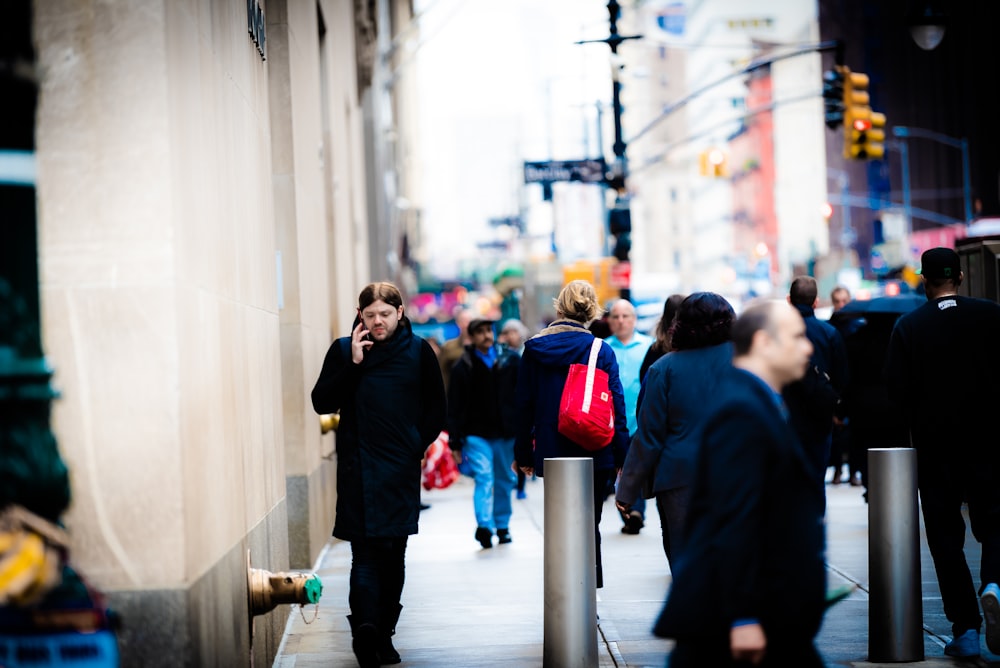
[577,1,641,300]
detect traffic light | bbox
[698,148,728,177]
[609,200,632,262]
[822,67,845,129]
[841,68,886,160]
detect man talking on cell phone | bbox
[311,282,446,667]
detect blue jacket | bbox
[617,342,733,503]
[513,320,630,476]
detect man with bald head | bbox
[655,300,827,667]
[605,298,654,533]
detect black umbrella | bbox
[832,293,926,316]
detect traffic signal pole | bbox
[577,1,641,300]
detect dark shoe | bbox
[475,526,493,548]
[347,615,379,668]
[982,582,1000,654]
[497,528,512,544]
[944,629,979,658]
[831,469,842,484]
[377,635,401,665]
[377,603,403,665]
[419,502,430,511]
[621,510,644,535]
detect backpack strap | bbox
[582,338,602,413]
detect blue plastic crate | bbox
[0,630,118,667]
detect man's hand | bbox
[615,500,632,515]
[730,623,766,665]
[514,461,533,477]
[351,321,373,364]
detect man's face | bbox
[471,324,494,353]
[831,289,850,311]
[765,304,813,387]
[360,299,403,342]
[501,328,523,349]
[608,302,636,341]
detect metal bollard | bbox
[868,447,924,662]
[543,457,598,668]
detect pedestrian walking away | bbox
[616,292,735,568]
[311,282,447,668]
[885,247,1000,659]
[447,317,521,548]
[654,299,826,667]
[782,275,849,511]
[513,280,630,589]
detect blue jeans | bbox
[463,435,516,530]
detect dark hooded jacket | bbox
[513,319,630,476]
[311,317,446,540]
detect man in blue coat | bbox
[655,300,827,667]
[311,282,446,668]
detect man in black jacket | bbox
[886,247,1000,659]
[447,318,520,548]
[311,282,446,668]
[783,276,849,507]
[655,300,826,667]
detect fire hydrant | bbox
[247,551,323,616]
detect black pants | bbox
[918,459,1000,636]
[594,468,616,588]
[349,536,408,630]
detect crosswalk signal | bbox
[822,66,845,129]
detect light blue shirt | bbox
[605,331,654,435]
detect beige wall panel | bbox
[45,287,184,588]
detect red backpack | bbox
[557,338,615,450]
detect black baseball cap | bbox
[919,247,961,280]
[467,318,495,336]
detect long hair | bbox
[668,292,735,352]
[649,294,686,355]
[358,282,403,310]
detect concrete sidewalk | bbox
[274,473,1000,667]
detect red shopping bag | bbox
[422,432,460,490]
[557,338,615,450]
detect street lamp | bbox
[906,1,948,50]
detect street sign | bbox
[523,159,607,184]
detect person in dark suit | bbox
[654,300,827,667]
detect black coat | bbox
[311,319,446,540]
[655,366,826,644]
[446,344,520,445]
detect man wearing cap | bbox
[446,318,521,548]
[885,247,1000,659]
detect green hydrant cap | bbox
[304,575,323,604]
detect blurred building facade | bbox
[819,0,1000,278]
[623,0,827,304]
[17,0,417,664]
